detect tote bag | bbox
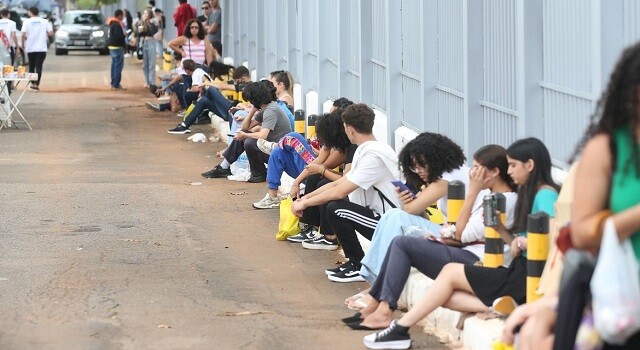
[276,197,301,240]
[590,218,640,344]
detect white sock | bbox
[220,159,230,168]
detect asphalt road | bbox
[0,49,447,350]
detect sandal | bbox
[491,296,518,317]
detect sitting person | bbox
[348,144,517,329]
[146,59,210,114]
[252,111,352,209]
[362,137,559,349]
[200,81,291,182]
[291,104,400,281]
[356,132,470,284]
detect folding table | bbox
[0,76,33,131]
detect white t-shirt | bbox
[0,18,17,47]
[191,68,210,86]
[437,165,470,216]
[346,140,400,216]
[22,17,52,53]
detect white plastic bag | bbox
[590,218,640,344]
[187,133,207,143]
[228,152,251,181]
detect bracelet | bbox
[321,168,326,178]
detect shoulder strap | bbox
[373,186,397,213]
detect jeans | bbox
[183,87,232,127]
[142,39,156,86]
[155,39,163,58]
[360,208,443,284]
[266,132,315,190]
[109,48,124,88]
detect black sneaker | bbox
[168,124,191,134]
[286,225,319,243]
[146,102,161,111]
[201,165,232,178]
[327,261,365,283]
[247,175,266,183]
[363,320,411,349]
[301,235,338,251]
[325,260,351,276]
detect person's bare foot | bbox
[358,296,380,318]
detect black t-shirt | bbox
[345,144,358,164]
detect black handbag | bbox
[136,38,144,60]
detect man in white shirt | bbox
[0,9,18,65]
[21,7,53,92]
[291,104,400,283]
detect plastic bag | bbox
[228,152,251,181]
[276,197,301,240]
[187,133,206,142]
[590,218,640,344]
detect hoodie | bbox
[107,17,125,48]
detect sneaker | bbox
[252,194,281,209]
[363,320,411,350]
[327,261,365,282]
[492,296,517,316]
[157,94,171,101]
[247,175,266,183]
[29,85,39,92]
[286,225,319,243]
[146,102,161,111]
[257,138,277,155]
[110,85,126,90]
[325,260,350,276]
[167,124,191,134]
[201,165,232,178]
[176,110,187,118]
[301,235,338,251]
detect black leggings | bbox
[28,51,46,86]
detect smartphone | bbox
[227,133,236,137]
[391,180,416,198]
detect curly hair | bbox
[209,60,234,80]
[243,81,276,107]
[184,19,205,40]
[571,42,640,176]
[398,132,466,189]
[341,103,374,134]
[508,138,560,233]
[315,112,351,153]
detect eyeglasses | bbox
[409,164,428,174]
[189,26,199,29]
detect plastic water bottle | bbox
[236,152,249,170]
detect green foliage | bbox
[76,0,118,10]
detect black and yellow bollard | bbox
[526,212,549,303]
[306,114,318,140]
[446,180,465,224]
[483,193,507,268]
[294,109,306,138]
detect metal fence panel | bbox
[371,0,387,112]
[399,0,424,130]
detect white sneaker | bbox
[252,194,281,209]
[257,138,277,155]
[176,110,186,118]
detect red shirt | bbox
[173,3,196,36]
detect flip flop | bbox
[492,295,518,317]
[347,297,368,311]
[346,321,386,331]
[341,312,362,324]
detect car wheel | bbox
[55,48,68,56]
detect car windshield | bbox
[62,12,102,25]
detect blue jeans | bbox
[183,87,232,127]
[360,208,443,284]
[109,48,124,88]
[266,132,314,190]
[142,39,156,86]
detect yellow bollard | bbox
[483,193,506,268]
[526,212,549,303]
[306,114,318,140]
[294,109,306,138]
[162,50,175,71]
[446,180,465,224]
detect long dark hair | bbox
[571,42,640,176]
[315,112,351,154]
[184,19,205,40]
[398,132,466,189]
[507,138,560,233]
[473,144,516,192]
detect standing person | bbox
[123,9,133,57]
[154,9,165,58]
[173,0,196,37]
[168,19,214,67]
[202,0,221,50]
[135,9,158,88]
[21,7,53,92]
[0,9,18,65]
[107,9,126,90]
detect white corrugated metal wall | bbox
[101,0,640,165]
